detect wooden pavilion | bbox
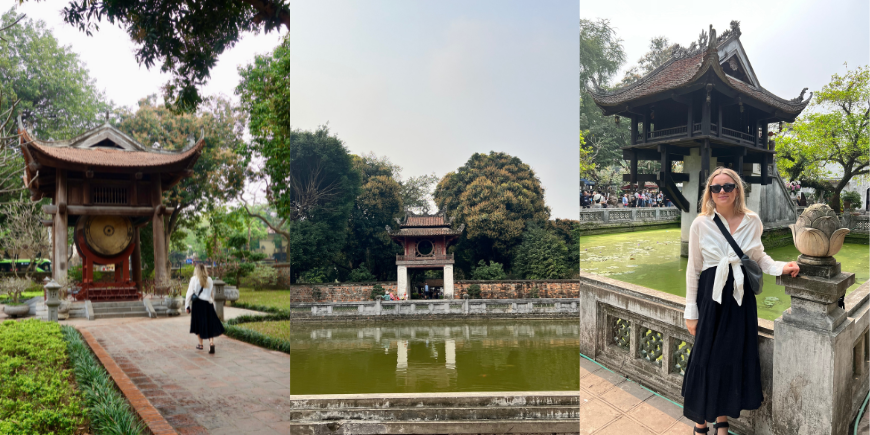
[18,120,203,301]
[387,213,464,299]
[587,21,811,254]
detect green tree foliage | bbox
[401,173,439,214]
[579,130,595,178]
[347,265,377,283]
[236,37,294,260]
[247,264,278,291]
[115,95,246,276]
[546,218,579,275]
[512,224,571,280]
[341,153,403,280]
[435,152,549,268]
[776,66,869,212]
[620,36,673,85]
[470,260,507,280]
[32,0,289,111]
[0,9,111,139]
[279,127,360,282]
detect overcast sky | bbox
[290,0,580,220]
[13,1,286,109]
[580,0,870,103]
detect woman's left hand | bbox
[782,261,799,277]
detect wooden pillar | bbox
[629,150,638,184]
[660,144,670,183]
[151,176,167,286]
[761,153,770,185]
[701,91,711,136]
[762,122,769,149]
[701,139,711,184]
[687,98,694,137]
[642,111,650,144]
[630,115,638,145]
[132,228,142,291]
[717,104,723,137]
[754,120,761,148]
[53,169,68,282]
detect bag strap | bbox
[712,214,746,258]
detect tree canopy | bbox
[435,151,549,267]
[776,66,869,211]
[28,0,289,111]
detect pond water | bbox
[581,228,868,321]
[290,320,579,395]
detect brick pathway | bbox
[580,357,694,435]
[73,308,291,435]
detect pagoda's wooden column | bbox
[630,116,638,145]
[702,88,711,136]
[686,99,694,137]
[642,111,650,144]
[761,122,769,149]
[151,176,168,286]
[132,229,142,291]
[53,169,68,282]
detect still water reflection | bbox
[290,320,579,395]
[581,228,868,320]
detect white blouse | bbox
[685,210,786,320]
[185,276,215,310]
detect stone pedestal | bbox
[444,265,454,299]
[213,279,226,321]
[680,149,717,257]
[44,280,61,322]
[772,257,857,435]
[397,266,408,299]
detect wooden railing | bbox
[721,126,756,143]
[647,125,687,140]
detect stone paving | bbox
[71,308,291,435]
[580,357,694,435]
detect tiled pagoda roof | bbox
[386,213,464,237]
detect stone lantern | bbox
[772,204,861,435]
[44,279,62,322]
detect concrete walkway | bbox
[70,307,291,435]
[580,357,694,435]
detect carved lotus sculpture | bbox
[789,204,850,258]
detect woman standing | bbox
[186,264,225,354]
[682,168,799,435]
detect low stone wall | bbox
[579,207,681,235]
[290,282,398,303]
[290,280,578,303]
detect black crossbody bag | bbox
[712,214,764,295]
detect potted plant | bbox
[1,277,32,318]
[164,278,185,316]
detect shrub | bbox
[68,265,83,283]
[299,267,328,284]
[841,190,862,209]
[466,284,482,299]
[471,260,507,280]
[347,265,376,282]
[0,320,86,434]
[0,277,31,304]
[370,284,386,300]
[529,287,540,298]
[61,326,145,435]
[247,264,278,291]
[177,265,195,280]
[512,224,571,280]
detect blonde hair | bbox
[700,167,753,216]
[195,264,210,288]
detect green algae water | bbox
[581,228,868,320]
[290,320,579,394]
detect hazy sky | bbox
[580,0,870,103]
[290,0,580,219]
[13,1,286,109]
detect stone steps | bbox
[92,301,149,319]
[290,392,579,434]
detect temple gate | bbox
[387,213,464,299]
[19,120,203,301]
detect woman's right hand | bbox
[685,319,698,336]
[186,307,190,314]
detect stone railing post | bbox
[601,209,609,223]
[213,279,226,321]
[44,280,61,322]
[375,298,382,315]
[772,205,858,435]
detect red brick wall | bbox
[290,280,578,303]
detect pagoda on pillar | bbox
[386,213,464,299]
[18,120,203,301]
[586,21,811,255]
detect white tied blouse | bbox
[185,276,215,310]
[684,210,786,320]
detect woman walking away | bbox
[682,167,799,435]
[186,264,225,354]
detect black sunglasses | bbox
[710,184,736,193]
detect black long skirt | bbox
[189,299,225,339]
[681,266,763,424]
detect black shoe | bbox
[209,344,215,354]
[196,344,203,350]
[694,426,709,435]
[713,422,729,435]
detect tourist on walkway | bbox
[592,191,603,208]
[622,194,629,207]
[185,264,225,354]
[682,167,799,435]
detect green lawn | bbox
[0,290,43,305]
[237,320,291,342]
[232,287,291,311]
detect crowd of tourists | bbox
[581,189,673,208]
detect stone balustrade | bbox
[579,207,681,224]
[291,298,578,318]
[580,268,870,435]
